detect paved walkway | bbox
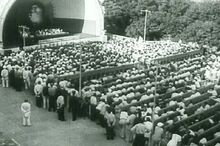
[0,87,129,146]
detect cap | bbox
[157,122,164,127]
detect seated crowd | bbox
[70,52,220,145]
[26,38,200,77]
[1,37,220,146]
[105,37,200,63]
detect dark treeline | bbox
[104,0,220,48]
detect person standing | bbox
[34,81,43,108]
[1,66,9,88]
[29,55,35,73]
[90,94,97,121]
[131,118,147,146]
[152,122,164,146]
[0,62,3,84]
[21,100,31,126]
[119,109,129,139]
[70,90,79,121]
[100,100,108,127]
[167,133,182,146]
[57,95,65,121]
[126,111,136,143]
[48,83,57,112]
[144,117,153,145]
[16,66,24,91]
[96,99,105,124]
[42,83,48,109]
[9,66,15,88]
[81,88,92,118]
[105,107,116,140]
[57,85,68,107]
[23,67,31,89]
[47,71,55,85]
[35,74,43,85]
[14,66,20,90]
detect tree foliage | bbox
[104,0,220,48]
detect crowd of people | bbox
[1,36,220,146]
[20,38,200,77]
[105,36,200,63]
[26,41,135,76]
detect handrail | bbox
[122,86,187,110]
[188,115,215,131]
[198,123,220,139]
[165,104,220,130]
[155,94,214,125]
[206,136,220,146]
[155,49,203,64]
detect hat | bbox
[199,138,207,144]
[137,106,141,109]
[157,122,164,127]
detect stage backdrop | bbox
[0,0,104,48]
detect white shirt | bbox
[169,100,176,106]
[144,121,153,131]
[140,95,149,101]
[34,84,43,95]
[90,96,97,105]
[96,101,105,111]
[1,69,8,78]
[21,102,31,117]
[167,134,181,146]
[23,70,29,79]
[119,111,128,120]
[35,77,43,84]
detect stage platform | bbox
[21,33,106,51]
[38,33,102,44]
[0,33,106,53]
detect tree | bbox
[104,0,220,48]
[103,0,131,35]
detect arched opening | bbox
[2,0,86,48]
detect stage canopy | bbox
[0,0,104,48]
